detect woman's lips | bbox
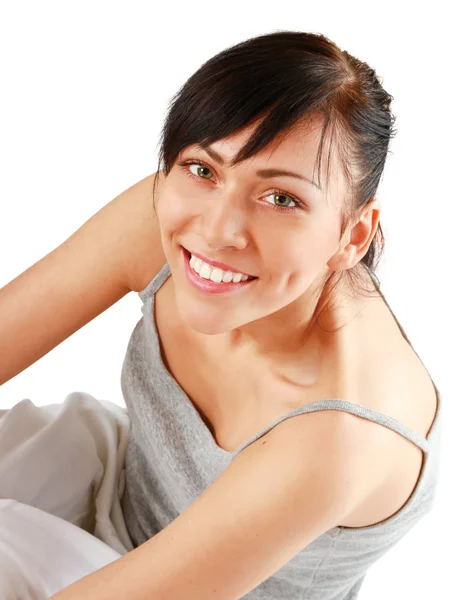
[181,246,257,294]
[183,247,257,279]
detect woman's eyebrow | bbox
[196,144,322,191]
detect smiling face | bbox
[155,117,376,344]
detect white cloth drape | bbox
[0,391,134,599]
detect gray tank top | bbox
[120,262,443,600]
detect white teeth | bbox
[193,257,202,272]
[199,263,212,280]
[210,268,224,283]
[189,253,251,284]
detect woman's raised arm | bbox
[0,171,163,386]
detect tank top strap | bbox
[232,392,442,459]
[138,262,171,303]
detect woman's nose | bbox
[201,194,249,251]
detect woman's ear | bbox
[329,199,381,272]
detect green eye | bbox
[179,160,214,180]
[177,159,304,213]
[192,164,212,179]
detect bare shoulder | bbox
[271,287,440,529]
[335,293,439,527]
[0,170,166,386]
[120,170,168,294]
[258,401,389,525]
[360,292,439,442]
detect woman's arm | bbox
[0,172,161,387]
[49,409,384,600]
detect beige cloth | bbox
[0,391,134,599]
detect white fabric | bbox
[0,391,134,599]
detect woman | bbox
[0,30,442,599]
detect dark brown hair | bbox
[152,30,397,323]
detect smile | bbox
[181,247,257,295]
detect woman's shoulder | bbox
[356,287,438,440]
[333,292,439,527]
[126,171,168,295]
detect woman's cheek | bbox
[158,193,191,232]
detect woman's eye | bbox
[178,159,303,212]
[265,193,298,209]
[188,163,213,180]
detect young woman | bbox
[0,30,441,599]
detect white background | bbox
[0,1,467,598]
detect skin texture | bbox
[50,403,386,600]
[49,118,385,600]
[155,116,381,383]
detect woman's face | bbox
[156,119,349,337]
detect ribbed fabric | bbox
[120,262,443,600]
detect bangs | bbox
[155,31,358,199]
